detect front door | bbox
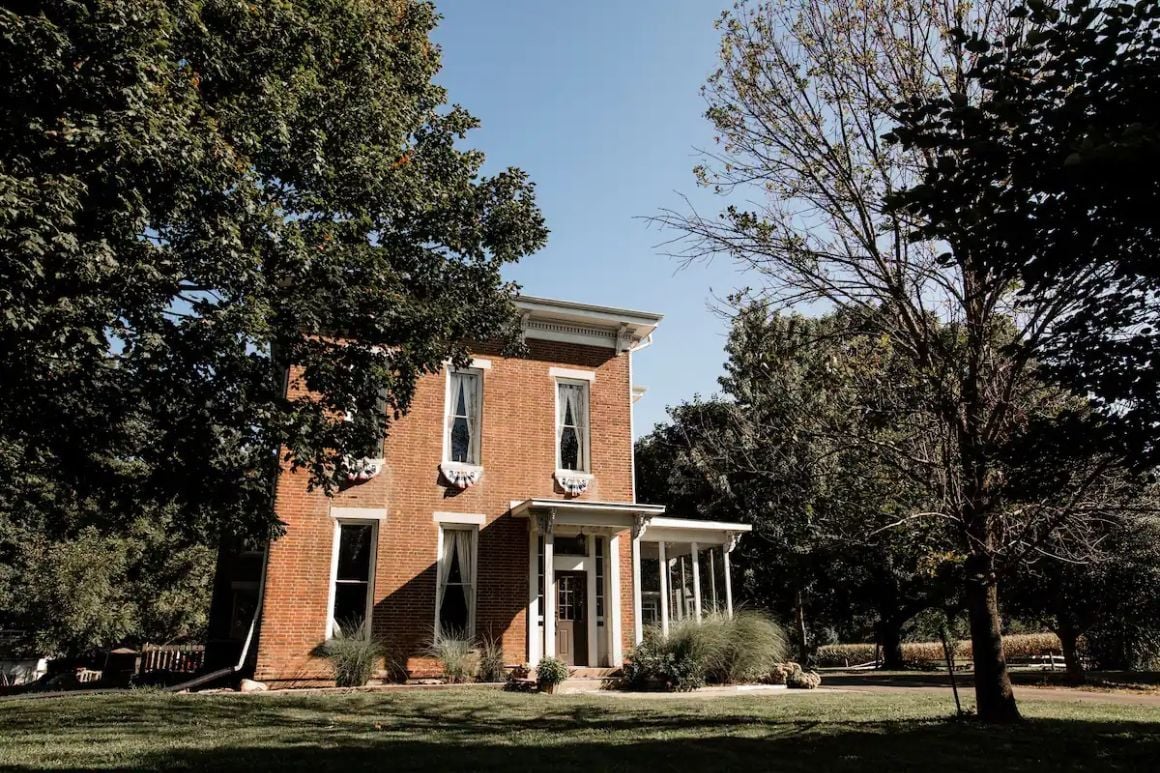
[555,571,588,666]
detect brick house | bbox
[208,296,750,686]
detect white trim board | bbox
[433,511,486,526]
[549,366,596,382]
[329,507,388,521]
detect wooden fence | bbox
[138,644,205,676]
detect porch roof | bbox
[509,499,751,545]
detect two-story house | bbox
[208,295,750,686]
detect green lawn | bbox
[0,687,1157,771]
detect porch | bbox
[511,499,751,667]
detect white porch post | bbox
[691,542,702,619]
[658,540,670,636]
[610,534,624,663]
[543,517,556,659]
[708,548,718,613]
[723,542,734,618]
[527,530,540,665]
[631,522,643,645]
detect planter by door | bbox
[555,571,589,666]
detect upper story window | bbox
[556,379,590,473]
[445,369,482,465]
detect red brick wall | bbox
[254,339,637,685]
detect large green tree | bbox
[637,305,954,667]
[656,0,1149,720]
[0,0,546,654]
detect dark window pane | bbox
[336,525,373,581]
[563,398,574,427]
[450,416,471,462]
[334,582,368,630]
[554,535,586,555]
[560,426,579,470]
[455,380,467,416]
[439,584,468,635]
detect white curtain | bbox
[461,373,478,462]
[558,382,587,470]
[435,528,454,621]
[453,529,475,631]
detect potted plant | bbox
[535,656,569,694]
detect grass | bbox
[0,688,1157,771]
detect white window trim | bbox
[553,376,592,475]
[548,366,595,382]
[325,518,380,639]
[434,523,480,640]
[442,365,485,468]
[329,506,388,521]
[433,512,486,526]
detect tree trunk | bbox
[795,590,809,664]
[965,553,1021,723]
[878,619,905,670]
[1057,622,1085,684]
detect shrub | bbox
[624,611,787,690]
[427,631,476,684]
[322,622,381,687]
[712,611,789,683]
[784,662,822,689]
[477,638,506,683]
[815,633,1065,667]
[535,656,570,692]
[766,662,795,685]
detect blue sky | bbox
[431,0,740,438]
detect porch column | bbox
[527,530,540,665]
[691,542,702,619]
[709,549,718,614]
[631,518,644,645]
[610,534,623,663]
[658,540,670,636]
[723,539,734,618]
[540,511,556,659]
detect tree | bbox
[637,305,955,668]
[0,0,545,653]
[887,0,1160,450]
[657,0,1145,720]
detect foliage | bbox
[426,632,476,684]
[624,612,788,690]
[623,629,706,692]
[0,0,546,562]
[476,638,506,683]
[534,656,569,691]
[0,0,545,659]
[886,0,1160,452]
[636,307,958,666]
[322,622,381,688]
[815,633,1066,668]
[0,507,213,657]
[657,0,1158,721]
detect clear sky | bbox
[430,0,740,439]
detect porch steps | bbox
[557,667,621,694]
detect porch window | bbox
[330,522,377,635]
[436,527,477,638]
[445,370,482,465]
[556,380,589,472]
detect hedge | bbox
[816,633,1065,667]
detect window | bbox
[444,370,483,465]
[330,522,377,635]
[436,527,477,637]
[556,380,589,472]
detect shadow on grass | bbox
[2,693,1158,772]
